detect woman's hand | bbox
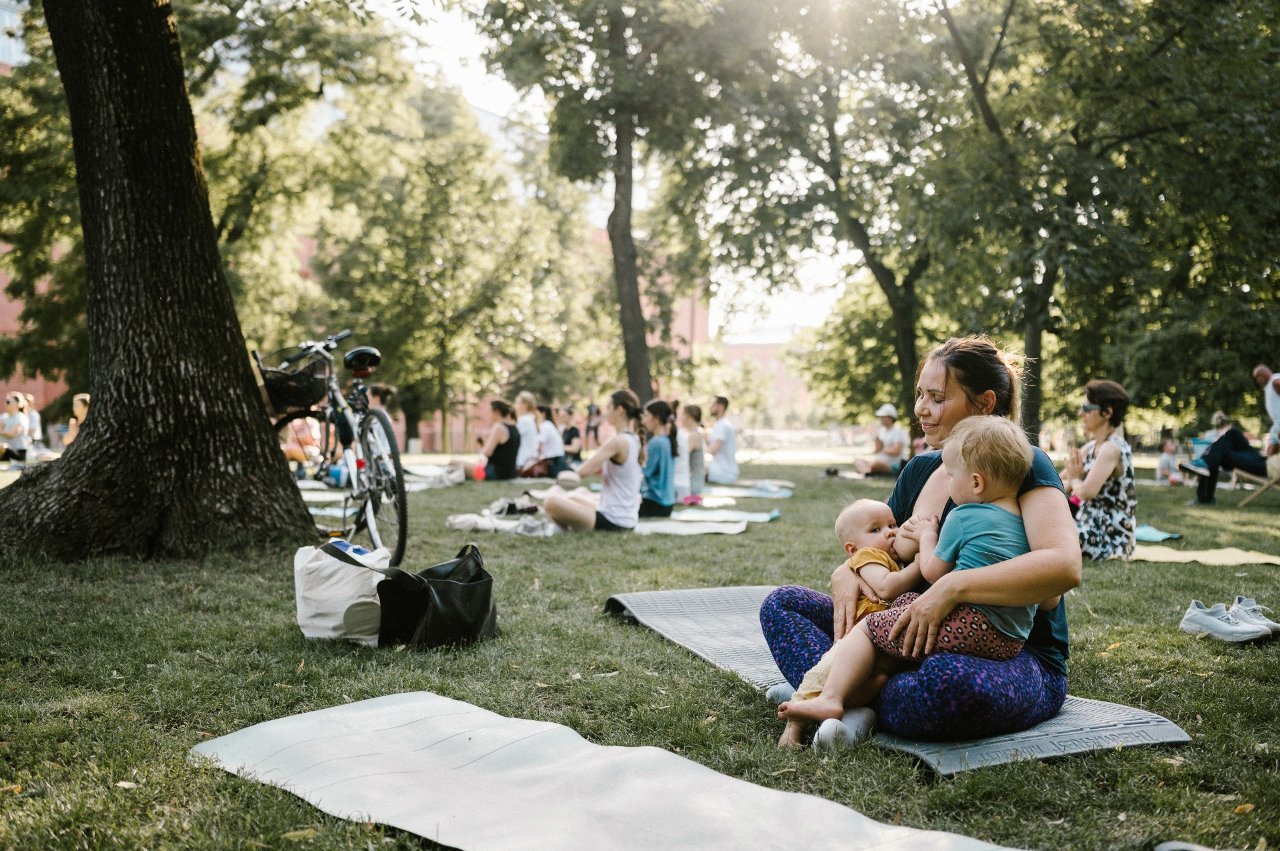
[888,573,959,658]
[831,562,878,640]
[1064,447,1084,482]
[898,514,938,544]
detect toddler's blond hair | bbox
[943,416,1033,491]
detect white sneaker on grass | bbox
[812,708,876,751]
[1227,596,1280,638]
[1179,600,1271,642]
[765,683,795,706]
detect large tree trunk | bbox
[0,0,314,560]
[1020,263,1059,446]
[608,111,654,403]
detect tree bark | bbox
[608,109,654,403]
[0,0,314,560]
[1020,264,1059,445]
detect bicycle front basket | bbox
[259,346,329,411]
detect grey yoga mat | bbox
[604,587,1190,775]
[191,691,1008,850]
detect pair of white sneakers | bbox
[1179,597,1280,642]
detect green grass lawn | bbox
[2,464,1278,849]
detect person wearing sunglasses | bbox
[1,393,31,463]
[1062,380,1137,561]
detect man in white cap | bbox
[853,403,909,476]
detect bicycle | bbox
[255,330,408,566]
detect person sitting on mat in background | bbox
[560,406,583,468]
[777,416,1037,747]
[777,498,922,748]
[545,389,642,532]
[853,403,908,476]
[639,399,678,518]
[451,399,520,481]
[1180,410,1269,505]
[513,391,540,474]
[706,395,738,485]
[673,402,706,502]
[1155,438,1184,485]
[1,392,30,462]
[62,393,90,448]
[535,405,570,477]
[1061,379,1136,561]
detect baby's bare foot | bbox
[778,695,844,723]
[777,721,805,749]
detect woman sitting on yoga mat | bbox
[544,389,642,532]
[760,336,1081,741]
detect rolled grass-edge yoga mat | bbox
[605,587,1190,775]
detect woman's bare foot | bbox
[777,720,806,749]
[778,695,844,723]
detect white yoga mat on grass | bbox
[192,691,1006,851]
[634,519,749,536]
[443,514,752,537]
[672,508,780,523]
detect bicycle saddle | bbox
[343,345,382,377]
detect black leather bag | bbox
[376,543,499,648]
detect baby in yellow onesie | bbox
[777,498,922,748]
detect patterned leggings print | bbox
[864,593,1024,662]
[759,585,1067,740]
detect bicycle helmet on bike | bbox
[343,345,382,378]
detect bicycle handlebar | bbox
[282,330,355,365]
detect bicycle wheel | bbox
[358,407,408,566]
[276,409,359,540]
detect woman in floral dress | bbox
[1063,380,1137,561]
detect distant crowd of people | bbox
[454,389,741,532]
[0,391,89,465]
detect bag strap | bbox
[320,540,394,576]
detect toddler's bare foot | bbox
[778,695,844,723]
[777,720,805,749]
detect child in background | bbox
[1155,438,1183,485]
[777,497,922,747]
[778,417,1037,744]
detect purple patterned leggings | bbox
[760,585,1067,741]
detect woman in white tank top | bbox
[545,389,642,531]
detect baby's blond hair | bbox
[943,416,1033,491]
[833,498,890,546]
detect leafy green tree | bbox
[473,0,722,403]
[0,0,389,400]
[924,0,1279,435]
[663,0,941,425]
